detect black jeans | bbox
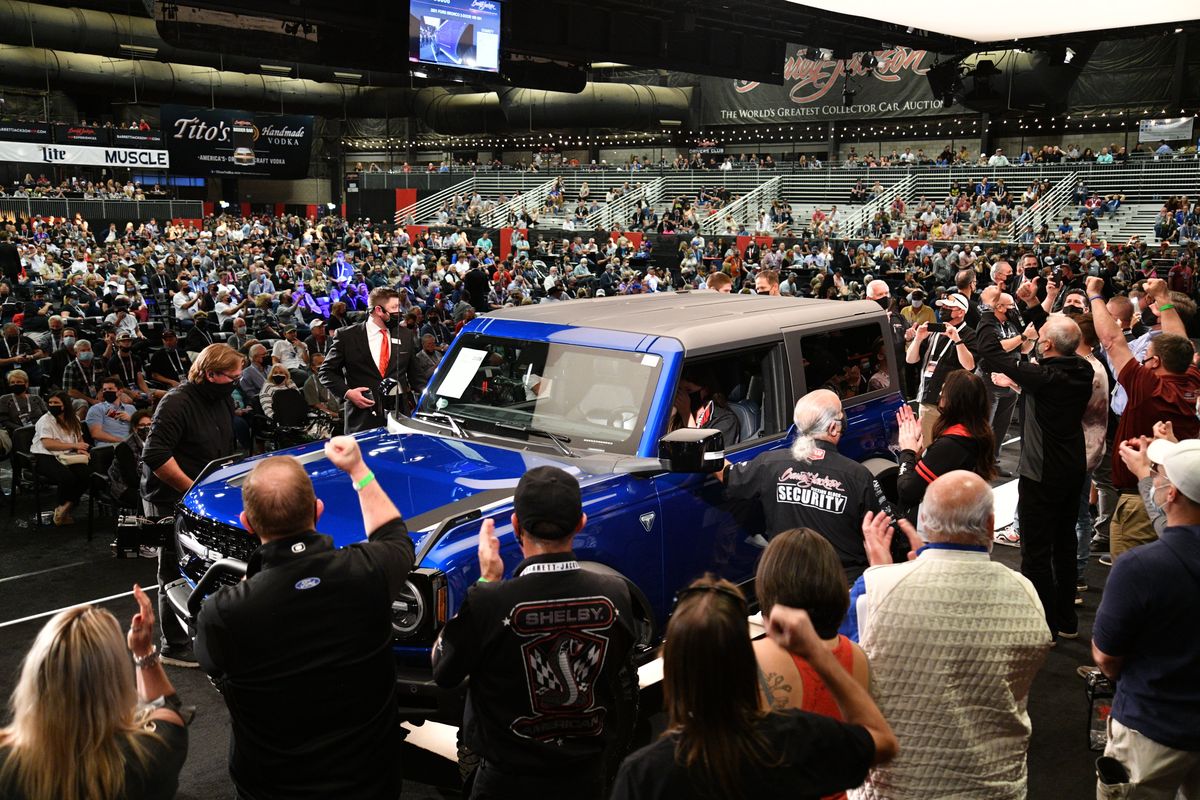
[145,498,190,651]
[1018,474,1085,637]
[34,452,90,505]
[471,761,604,800]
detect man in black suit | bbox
[319,287,421,434]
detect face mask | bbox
[49,406,64,416]
[102,390,118,402]
[78,352,93,363]
[271,375,285,385]
[875,297,890,311]
[202,378,237,398]
[11,384,27,395]
[1140,306,1159,329]
[1063,305,1083,316]
[912,300,923,309]
[63,336,76,348]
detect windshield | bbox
[420,332,663,455]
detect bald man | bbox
[720,390,900,581]
[867,279,909,396]
[852,470,1051,799]
[976,306,1096,641]
[195,437,416,800]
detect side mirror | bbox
[658,428,725,473]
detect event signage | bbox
[0,121,52,143]
[61,125,103,144]
[700,45,959,124]
[1137,117,1195,143]
[112,129,162,148]
[160,104,313,179]
[0,141,170,168]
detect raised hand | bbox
[477,518,504,582]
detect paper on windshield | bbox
[436,347,488,400]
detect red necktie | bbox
[378,330,390,378]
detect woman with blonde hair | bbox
[259,363,297,419]
[0,585,189,800]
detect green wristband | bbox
[477,576,490,583]
[352,471,376,492]
[1158,303,1175,312]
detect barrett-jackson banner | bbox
[0,121,52,143]
[112,129,163,149]
[0,141,170,168]
[700,45,961,124]
[60,125,103,144]
[161,105,313,179]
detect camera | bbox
[926,322,946,333]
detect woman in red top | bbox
[753,529,869,800]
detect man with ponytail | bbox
[720,390,902,582]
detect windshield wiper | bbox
[494,422,576,457]
[413,410,473,439]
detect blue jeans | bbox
[1076,475,1093,583]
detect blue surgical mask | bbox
[78,351,94,363]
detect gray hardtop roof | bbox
[487,292,884,352]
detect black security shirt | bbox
[432,552,638,778]
[610,709,874,800]
[725,441,893,582]
[195,518,415,800]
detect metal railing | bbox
[1011,172,1077,240]
[483,177,558,227]
[395,177,475,224]
[700,176,781,236]
[840,174,914,239]
[0,197,204,220]
[591,177,665,230]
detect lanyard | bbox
[917,543,989,555]
[166,348,183,375]
[117,353,136,383]
[76,360,94,391]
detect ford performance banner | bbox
[0,141,170,169]
[700,46,960,124]
[161,105,313,179]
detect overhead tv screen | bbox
[409,0,501,74]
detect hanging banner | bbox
[0,121,51,143]
[700,45,959,124]
[161,104,313,178]
[0,141,170,168]
[1138,117,1195,143]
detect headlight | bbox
[391,580,426,638]
[390,569,449,641]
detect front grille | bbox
[177,509,260,567]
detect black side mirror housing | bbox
[658,428,725,473]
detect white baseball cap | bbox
[936,293,970,312]
[1147,438,1200,503]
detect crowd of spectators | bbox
[0,173,170,201]
[0,193,1198,798]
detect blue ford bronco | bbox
[165,292,904,722]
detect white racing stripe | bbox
[0,585,159,630]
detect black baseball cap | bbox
[514,466,582,540]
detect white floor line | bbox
[1002,436,1022,446]
[0,561,89,585]
[0,585,159,630]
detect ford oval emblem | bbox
[294,577,321,591]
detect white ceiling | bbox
[790,0,1197,43]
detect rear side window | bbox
[674,344,784,449]
[799,322,893,401]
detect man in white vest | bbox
[850,470,1052,800]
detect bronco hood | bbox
[181,427,604,551]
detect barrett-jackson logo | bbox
[735,46,935,105]
[170,117,308,146]
[67,127,97,136]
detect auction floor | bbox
[0,443,1103,799]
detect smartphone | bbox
[361,389,373,403]
[926,322,946,333]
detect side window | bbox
[674,344,784,450]
[799,322,893,401]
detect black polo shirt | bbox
[195,517,416,800]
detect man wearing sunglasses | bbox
[433,466,638,800]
